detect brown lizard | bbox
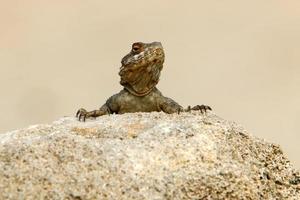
[76,42,211,121]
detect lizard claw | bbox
[177,107,184,114]
[177,108,181,114]
[188,105,212,114]
[187,106,191,112]
[76,108,89,122]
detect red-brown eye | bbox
[133,46,140,51]
[132,42,143,53]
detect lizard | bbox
[76,42,211,121]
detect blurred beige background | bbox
[0,0,299,168]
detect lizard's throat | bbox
[119,62,163,97]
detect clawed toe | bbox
[76,108,85,117]
[76,108,88,121]
[189,105,212,113]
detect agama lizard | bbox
[76,42,211,121]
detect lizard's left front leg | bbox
[184,105,212,113]
[159,97,184,114]
[159,97,212,114]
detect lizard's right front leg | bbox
[76,104,111,122]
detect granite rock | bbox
[0,112,299,199]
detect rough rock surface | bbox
[0,112,299,200]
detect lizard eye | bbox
[132,46,140,52]
[132,42,143,53]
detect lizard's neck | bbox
[123,85,157,97]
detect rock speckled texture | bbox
[0,112,299,199]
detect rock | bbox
[0,112,299,200]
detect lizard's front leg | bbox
[76,104,111,122]
[160,97,184,114]
[159,97,212,114]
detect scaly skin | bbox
[76,42,211,121]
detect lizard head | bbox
[119,42,165,96]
